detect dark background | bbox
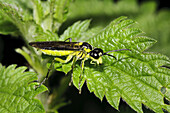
[0,0,169,113]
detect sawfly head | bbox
[89,48,103,59]
[89,48,131,64]
[89,48,118,60]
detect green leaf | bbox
[0,1,31,24]
[0,64,47,113]
[53,61,73,74]
[62,62,73,74]
[0,1,33,38]
[0,0,33,11]
[0,20,17,35]
[32,0,43,25]
[72,17,170,113]
[41,14,53,32]
[0,2,22,35]
[33,29,59,42]
[60,20,91,41]
[53,0,71,23]
[15,47,48,79]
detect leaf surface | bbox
[72,16,170,113]
[0,64,47,113]
[60,20,91,41]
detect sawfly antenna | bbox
[102,49,131,60]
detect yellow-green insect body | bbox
[41,49,75,56]
[40,46,91,58]
[29,39,130,90]
[41,48,92,64]
[29,41,95,64]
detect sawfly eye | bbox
[90,52,99,59]
[94,53,97,56]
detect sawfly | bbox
[29,38,130,88]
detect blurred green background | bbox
[0,0,169,113]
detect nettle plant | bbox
[0,0,170,113]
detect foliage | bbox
[65,16,170,113]
[0,0,170,113]
[0,0,71,112]
[0,64,47,113]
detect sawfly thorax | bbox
[80,42,93,52]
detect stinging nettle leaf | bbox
[32,0,43,25]
[60,19,91,41]
[0,64,47,113]
[0,1,33,38]
[0,1,30,24]
[53,0,71,23]
[0,20,17,35]
[72,16,170,113]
